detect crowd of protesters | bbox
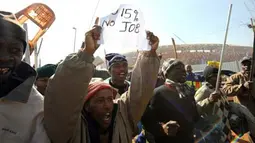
[1,9,255,143]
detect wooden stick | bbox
[171,38,177,59]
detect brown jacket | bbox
[222,72,248,97]
[44,51,160,143]
[222,72,255,115]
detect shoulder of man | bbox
[195,83,212,95]
[154,84,177,99]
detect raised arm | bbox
[222,74,244,96]
[119,31,160,127]
[44,23,101,143]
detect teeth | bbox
[120,73,126,76]
[104,113,111,120]
[0,68,9,74]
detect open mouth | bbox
[119,72,127,78]
[103,112,112,124]
[104,113,111,121]
[0,68,10,75]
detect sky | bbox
[2,0,255,65]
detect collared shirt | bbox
[104,77,130,96]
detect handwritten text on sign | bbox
[101,7,141,33]
[98,4,150,52]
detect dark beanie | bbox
[161,58,183,77]
[203,66,218,81]
[241,56,252,64]
[36,64,57,79]
[0,11,27,53]
[105,53,127,69]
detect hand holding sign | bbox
[83,17,102,54]
[146,31,159,52]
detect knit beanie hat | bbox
[203,66,218,81]
[0,11,27,53]
[36,64,57,79]
[241,56,252,64]
[85,82,117,103]
[105,53,127,69]
[161,58,183,77]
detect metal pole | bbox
[37,38,44,55]
[104,48,108,69]
[39,58,41,68]
[22,23,31,65]
[215,4,233,91]
[34,43,38,69]
[73,27,77,52]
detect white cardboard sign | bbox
[98,4,151,52]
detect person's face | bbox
[207,74,221,88]
[167,63,186,83]
[241,60,251,74]
[35,77,50,95]
[110,62,128,83]
[87,89,114,130]
[186,65,192,73]
[0,37,24,81]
